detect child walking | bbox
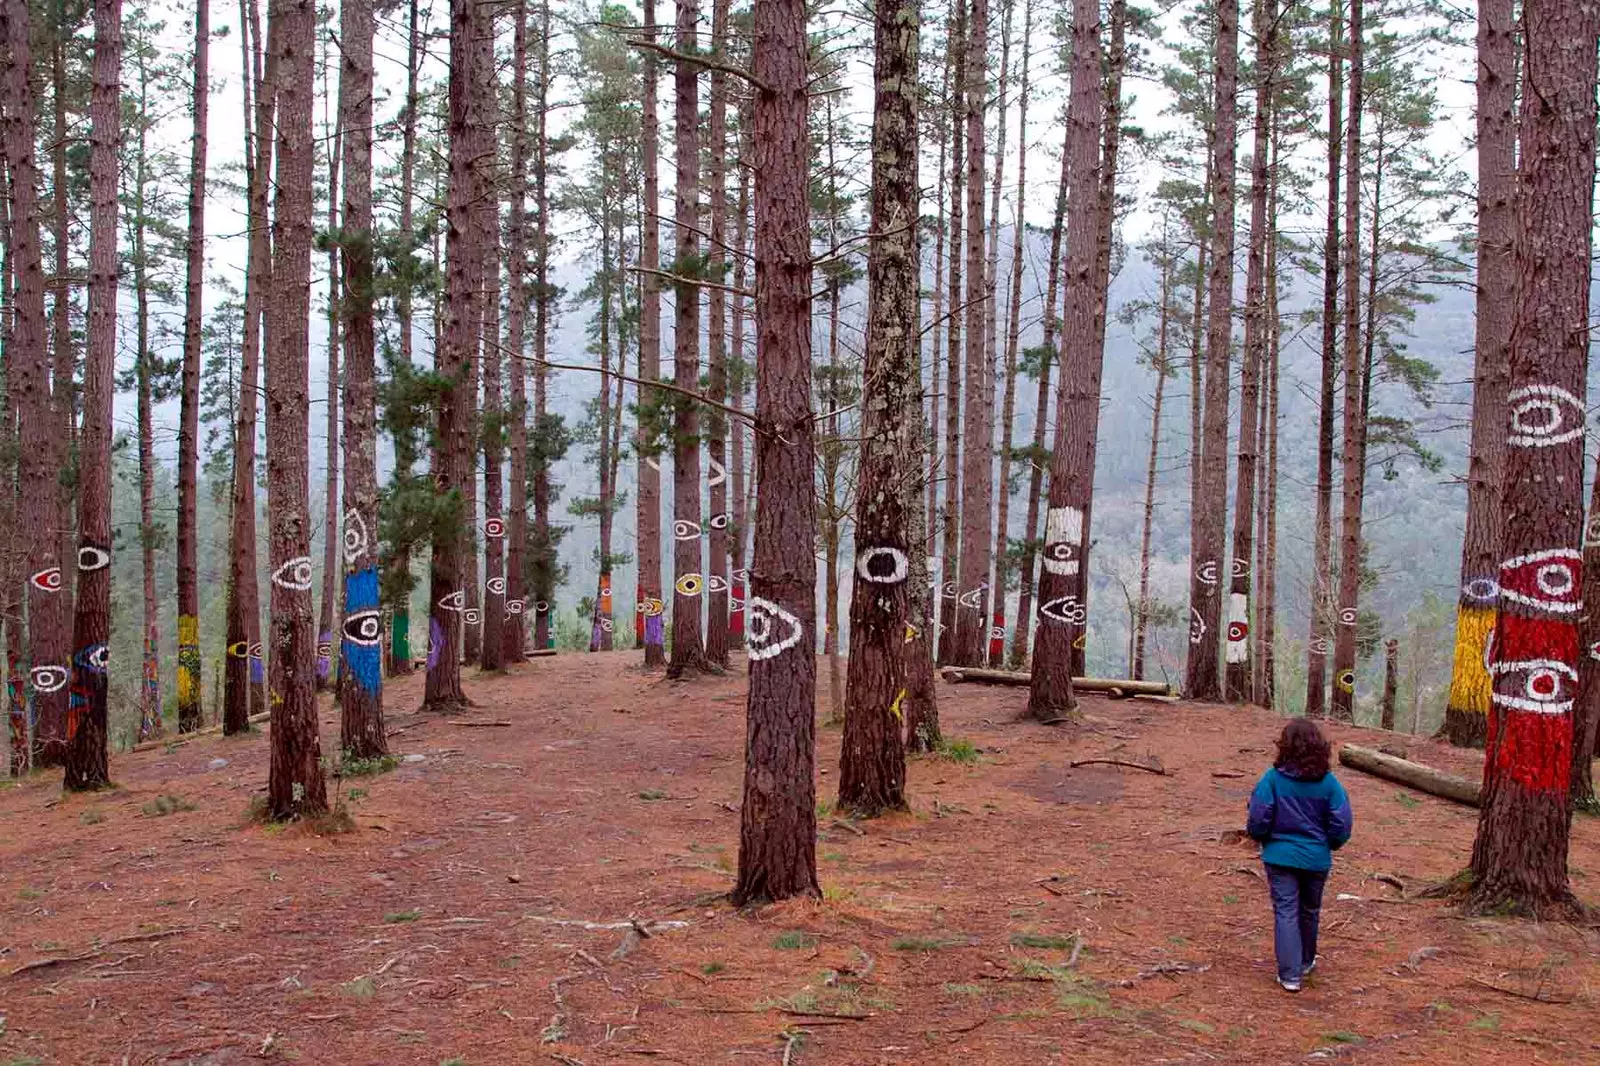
[1247,719,1354,992]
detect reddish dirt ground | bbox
[1,652,1597,1065]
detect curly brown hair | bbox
[1275,718,1332,780]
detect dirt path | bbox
[1,653,1596,1064]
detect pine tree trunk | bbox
[317,99,342,692]
[461,9,494,668]
[426,0,488,710]
[1328,0,1363,723]
[1380,638,1398,731]
[1008,118,1069,669]
[1442,0,1513,748]
[1024,0,1098,723]
[989,0,1031,668]
[666,0,709,678]
[925,40,948,636]
[1257,150,1282,709]
[174,0,209,732]
[1223,0,1274,702]
[337,0,385,756]
[503,0,529,664]
[263,0,329,815]
[731,0,819,905]
[591,230,615,655]
[1573,463,1600,809]
[3,338,25,773]
[132,86,161,740]
[728,106,751,650]
[636,0,665,667]
[227,0,274,732]
[1305,0,1342,719]
[1468,0,1595,914]
[481,239,506,669]
[703,0,731,667]
[937,0,965,664]
[1134,234,1174,682]
[386,0,420,677]
[63,0,121,790]
[6,0,68,769]
[531,0,555,654]
[50,30,75,648]
[1184,0,1238,702]
[952,0,991,668]
[839,0,917,816]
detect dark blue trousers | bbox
[1264,862,1327,982]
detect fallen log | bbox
[1338,743,1480,808]
[939,667,1174,697]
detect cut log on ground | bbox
[940,667,1174,697]
[1337,743,1480,808]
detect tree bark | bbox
[482,238,506,669]
[263,0,328,815]
[426,0,488,711]
[503,0,529,664]
[129,53,161,741]
[1468,0,1595,915]
[1024,0,1099,723]
[49,28,74,659]
[1442,0,1514,748]
[728,99,751,650]
[531,0,555,654]
[731,0,819,905]
[1184,0,1238,702]
[666,0,710,678]
[703,0,731,667]
[227,0,274,732]
[387,0,420,676]
[338,0,385,757]
[63,0,121,790]
[951,0,991,668]
[1306,0,1342,719]
[1340,744,1479,807]
[937,0,964,664]
[1134,228,1175,682]
[1328,0,1364,723]
[1257,152,1282,709]
[636,0,665,667]
[1223,0,1275,702]
[839,0,917,817]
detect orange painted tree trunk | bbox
[1468,0,1596,913]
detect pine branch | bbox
[624,38,772,94]
[629,265,753,299]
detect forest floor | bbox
[2,653,1598,1066]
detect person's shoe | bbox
[1279,978,1302,993]
[1303,957,1319,977]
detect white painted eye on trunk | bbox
[940,580,957,597]
[746,597,803,661]
[482,516,506,538]
[1309,637,1330,655]
[856,546,909,584]
[535,600,551,613]
[507,599,525,615]
[706,457,727,487]
[78,544,111,572]
[676,573,704,596]
[989,626,1005,640]
[644,597,664,616]
[1490,658,1577,715]
[249,642,263,658]
[316,641,332,657]
[707,574,729,593]
[1188,607,1206,645]
[437,590,465,611]
[674,520,702,541]
[1195,560,1217,586]
[1038,596,1086,626]
[1231,557,1250,578]
[957,588,982,609]
[1338,606,1358,625]
[487,577,506,595]
[463,608,482,625]
[1461,576,1499,604]
[29,567,62,592]
[343,610,382,646]
[270,556,314,590]
[78,644,109,672]
[30,665,68,693]
[600,617,614,633]
[342,509,368,564]
[708,512,731,530]
[1507,384,1584,448]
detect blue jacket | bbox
[1247,766,1353,872]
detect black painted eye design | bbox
[746,597,803,661]
[228,641,249,658]
[343,509,369,563]
[30,665,68,693]
[271,556,315,591]
[856,546,909,584]
[676,573,705,596]
[78,544,111,572]
[1336,669,1356,693]
[343,610,383,646]
[76,644,108,673]
[1498,548,1582,616]
[1491,658,1577,715]
[709,513,731,530]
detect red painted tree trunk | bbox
[64,0,122,790]
[1467,0,1595,915]
[732,0,819,905]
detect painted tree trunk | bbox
[925,40,948,637]
[728,99,751,651]
[338,0,385,757]
[839,0,917,816]
[937,0,965,665]
[1441,0,1513,748]
[64,0,121,790]
[636,0,665,668]
[1328,0,1364,724]
[1258,196,1281,710]
[704,0,731,667]
[732,0,820,905]
[1184,0,1238,702]
[1305,0,1342,719]
[1468,0,1595,914]
[666,0,709,678]
[1573,466,1600,809]
[6,0,68,770]
[1223,0,1275,702]
[531,0,555,655]
[317,103,342,693]
[425,0,488,711]
[227,0,274,733]
[503,0,528,665]
[386,0,420,677]
[1024,0,1099,723]
[50,36,75,637]
[482,246,506,670]
[263,0,328,816]
[951,0,991,669]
